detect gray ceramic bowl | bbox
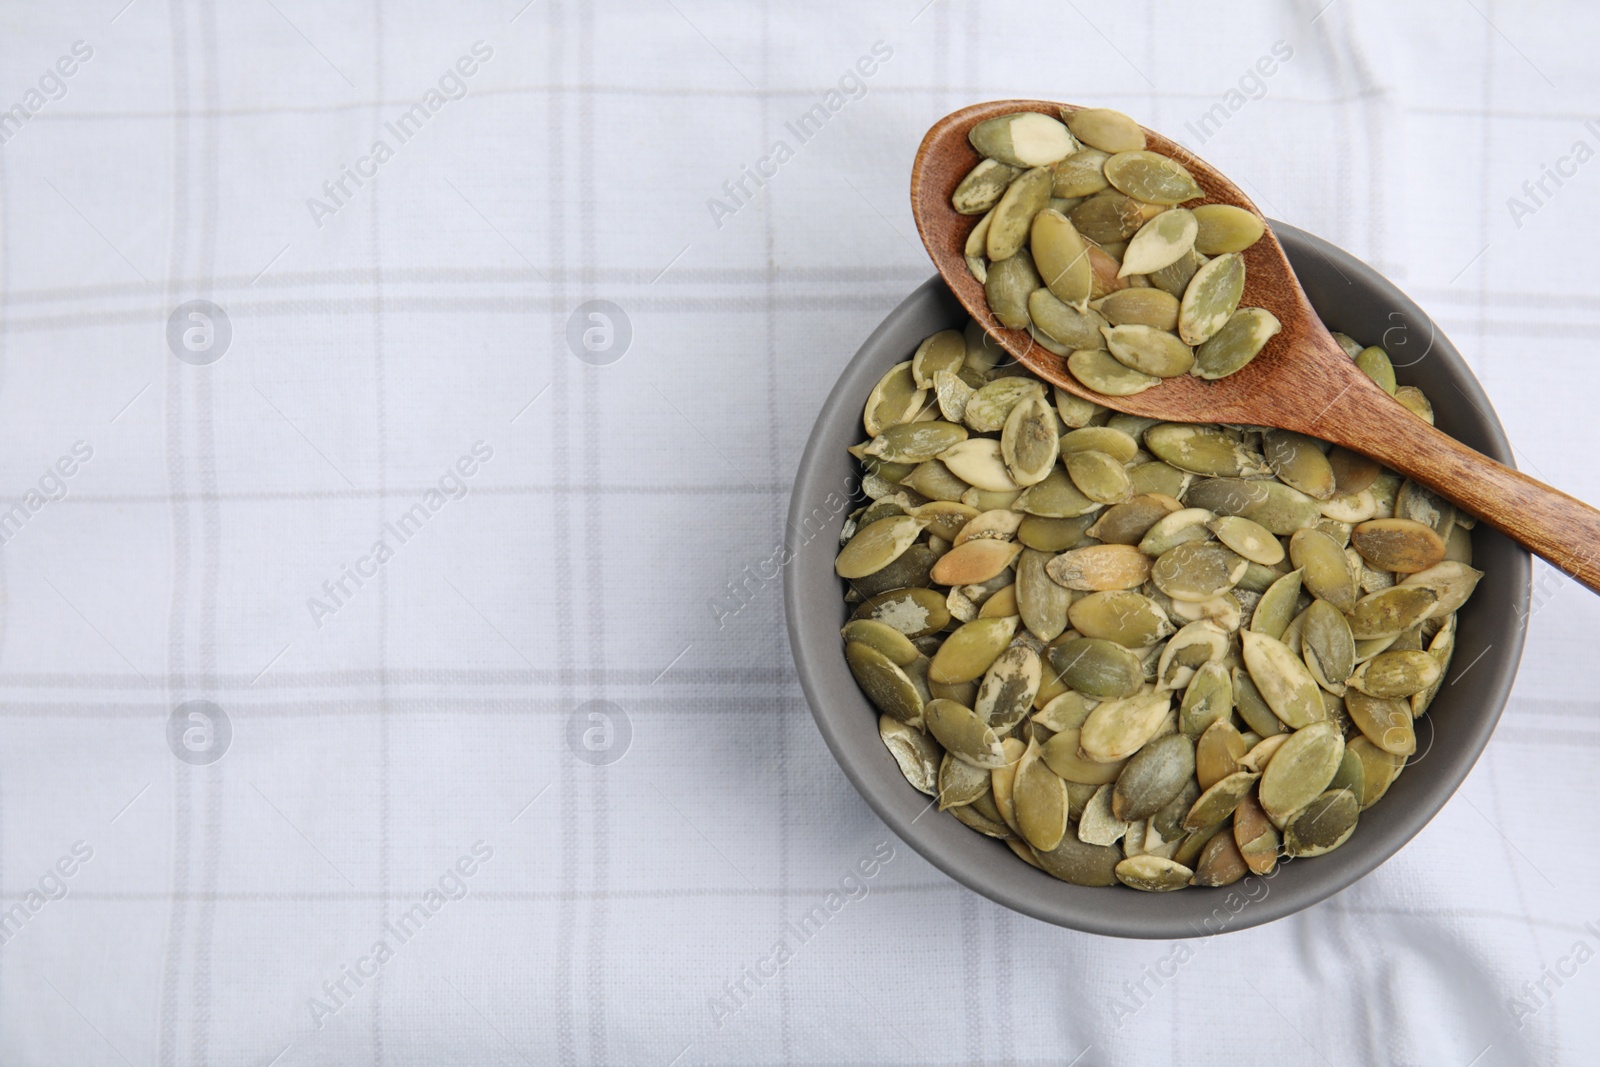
[785,222,1531,938]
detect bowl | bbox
[784,221,1531,938]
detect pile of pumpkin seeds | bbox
[954,106,1281,389]
[839,318,1481,892]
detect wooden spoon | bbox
[911,99,1600,594]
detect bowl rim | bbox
[785,221,1532,938]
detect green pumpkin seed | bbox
[1155,620,1229,690]
[1258,721,1345,825]
[929,538,1021,586]
[1067,347,1161,396]
[1113,733,1195,821]
[1048,637,1145,700]
[1127,460,1192,499]
[1137,506,1215,556]
[1027,288,1108,349]
[1029,209,1093,307]
[1192,307,1281,380]
[1034,691,1097,731]
[1182,770,1258,831]
[1347,736,1406,808]
[835,515,928,579]
[924,698,1010,768]
[1177,252,1245,345]
[1059,425,1139,461]
[853,586,951,638]
[1014,468,1103,518]
[1145,424,1270,478]
[950,797,1012,837]
[986,166,1054,262]
[1070,191,1151,243]
[951,158,1021,215]
[998,395,1059,487]
[1053,386,1104,429]
[1015,548,1072,641]
[1051,147,1112,197]
[1263,430,1337,500]
[1102,323,1194,378]
[864,420,969,464]
[847,543,939,600]
[1046,544,1152,592]
[969,111,1077,167]
[1120,209,1198,277]
[1180,661,1234,739]
[1035,831,1122,886]
[1350,518,1446,574]
[909,500,980,542]
[1086,494,1180,545]
[1065,450,1134,505]
[1148,247,1203,298]
[1348,649,1441,699]
[1326,747,1365,799]
[1289,527,1358,611]
[842,619,921,667]
[863,361,927,437]
[938,752,991,809]
[1063,108,1145,153]
[1400,561,1483,619]
[1152,541,1247,602]
[1394,385,1434,423]
[985,248,1041,329]
[1283,788,1359,857]
[878,715,941,795]
[1115,854,1193,892]
[848,642,927,725]
[1412,614,1456,718]
[1095,287,1180,330]
[1067,590,1174,647]
[902,459,970,502]
[1153,779,1203,844]
[910,329,967,390]
[1014,742,1070,851]
[1103,150,1203,205]
[1192,204,1266,254]
[1018,512,1098,551]
[1232,666,1285,737]
[975,643,1043,730]
[1189,478,1319,535]
[964,208,993,283]
[1189,828,1248,886]
[1078,688,1172,762]
[929,617,1019,684]
[963,376,1045,433]
[1299,600,1356,695]
[1346,585,1439,640]
[1195,719,1247,789]
[1355,346,1397,394]
[938,439,1020,493]
[1078,782,1131,845]
[1394,480,1456,539]
[1041,727,1126,785]
[1241,630,1325,729]
[1208,515,1284,566]
[1232,792,1279,874]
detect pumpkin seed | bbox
[1048,637,1145,700]
[1191,204,1265,254]
[1120,208,1198,277]
[1035,831,1122,886]
[987,166,1054,262]
[1283,788,1359,857]
[1239,732,1289,774]
[1346,689,1417,756]
[1015,548,1072,641]
[1300,600,1356,695]
[1096,287,1181,330]
[1127,459,1192,499]
[1114,733,1195,821]
[853,586,950,638]
[1149,247,1203,298]
[975,643,1043,730]
[965,208,993,283]
[1346,585,1439,640]
[924,698,1010,768]
[1412,614,1456,718]
[1115,854,1193,892]
[1053,386,1104,429]
[1029,288,1109,349]
[1348,649,1441,699]
[1177,253,1245,345]
[985,248,1041,329]
[1066,449,1135,504]
[930,617,1019,684]
[1262,431,1337,500]
[952,158,1021,215]
[1034,691,1097,732]
[1232,666,1285,737]
[879,715,941,795]
[910,329,967,391]
[1182,770,1258,831]
[842,619,921,666]
[1068,590,1174,648]
[1078,688,1172,762]
[1192,829,1249,887]
[1350,518,1446,573]
[950,797,1012,837]
[1196,719,1247,789]
[1394,480,1456,538]
[848,639,927,726]
[1258,721,1345,825]
[1018,512,1098,551]
[1180,661,1234,739]
[1192,307,1280,379]
[938,752,991,809]
[836,516,929,579]
[970,111,1078,167]
[1242,629,1327,729]
[1087,494,1181,545]
[1355,346,1397,394]
[865,420,969,464]
[1156,620,1229,690]
[1348,736,1406,808]
[1030,209,1093,307]
[863,361,927,437]
[1233,791,1279,874]
[1051,147,1112,197]
[1046,544,1152,591]
[1014,741,1071,850]
[1208,515,1285,566]
[1063,108,1145,152]
[1015,468,1103,518]
[1041,728,1127,785]
[1290,527,1358,612]
[929,538,1021,586]
[1400,561,1483,618]
[1103,150,1202,205]
[1067,347,1161,396]
[1395,385,1434,424]
[940,439,1021,492]
[1137,507,1216,556]
[1102,324,1194,378]
[1070,191,1151,243]
[1329,447,1381,495]
[1152,541,1248,602]
[1079,783,1132,845]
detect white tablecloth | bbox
[2,0,1598,1063]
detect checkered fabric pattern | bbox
[0,0,1597,1063]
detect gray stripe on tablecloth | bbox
[552,1,579,1062]
[366,4,394,1063]
[157,1,196,1061]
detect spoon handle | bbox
[1323,394,1600,595]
